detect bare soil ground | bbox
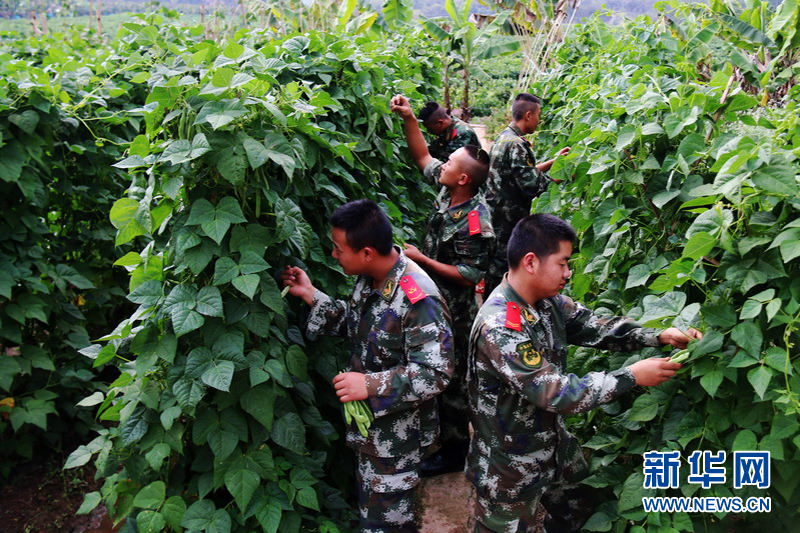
[0,458,117,533]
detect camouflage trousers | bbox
[437,322,470,449]
[469,481,595,533]
[356,447,425,532]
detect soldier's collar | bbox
[377,246,406,301]
[446,195,479,222]
[509,123,526,138]
[501,276,540,326]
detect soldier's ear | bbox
[525,252,540,273]
[458,173,470,187]
[362,246,376,263]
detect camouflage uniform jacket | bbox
[485,124,553,278]
[465,278,660,502]
[422,159,495,327]
[428,116,481,162]
[305,249,454,458]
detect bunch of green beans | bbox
[344,400,374,437]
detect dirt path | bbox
[471,122,491,151]
[419,471,473,532]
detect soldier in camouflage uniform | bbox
[484,93,570,296]
[391,94,495,474]
[281,199,454,532]
[418,101,482,162]
[466,214,702,532]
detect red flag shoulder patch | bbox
[475,278,485,295]
[452,127,458,139]
[400,276,427,304]
[505,302,521,331]
[468,210,481,235]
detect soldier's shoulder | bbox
[399,261,443,302]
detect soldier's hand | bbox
[658,327,703,349]
[333,372,368,402]
[390,94,414,120]
[556,146,571,157]
[629,357,682,387]
[403,243,425,264]
[280,266,316,306]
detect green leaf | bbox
[259,274,285,316]
[195,100,248,130]
[181,499,216,530]
[731,321,763,358]
[682,231,716,260]
[256,502,282,533]
[202,218,231,245]
[0,142,25,182]
[224,468,260,512]
[740,299,762,319]
[201,360,235,391]
[146,443,171,471]
[9,110,40,135]
[160,133,211,165]
[128,279,163,306]
[171,307,205,337]
[160,406,182,430]
[582,511,612,532]
[241,383,276,430]
[640,291,687,324]
[137,511,166,533]
[216,197,246,223]
[692,329,723,357]
[625,264,651,290]
[751,165,798,195]
[717,12,777,49]
[628,394,659,422]
[747,366,774,399]
[196,286,224,317]
[110,198,148,244]
[76,491,102,515]
[239,251,269,275]
[64,445,93,469]
[700,369,723,397]
[133,481,166,509]
[162,496,187,530]
[284,345,308,381]
[271,412,305,454]
[186,199,216,225]
[732,429,758,451]
[114,251,143,267]
[214,257,239,285]
[296,486,319,511]
[233,274,260,299]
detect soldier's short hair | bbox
[330,199,394,255]
[511,93,541,121]
[461,144,490,190]
[507,214,576,267]
[418,101,450,124]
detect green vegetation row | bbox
[1,8,439,531]
[528,2,800,530]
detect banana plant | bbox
[422,0,519,121]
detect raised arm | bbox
[390,94,434,174]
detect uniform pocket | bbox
[370,470,420,494]
[368,329,404,369]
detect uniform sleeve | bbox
[476,324,636,414]
[304,289,348,340]
[453,232,494,285]
[423,158,444,187]
[364,296,454,418]
[509,142,552,198]
[559,295,661,350]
